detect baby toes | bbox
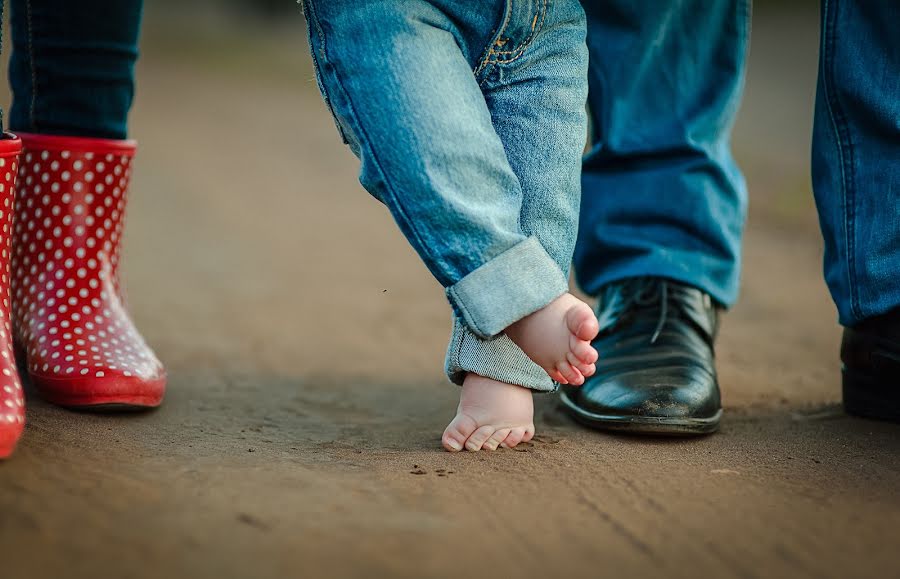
[522,425,535,444]
[500,426,529,449]
[549,368,569,385]
[566,303,600,342]
[570,334,599,365]
[567,352,596,378]
[557,361,585,386]
[483,428,511,451]
[464,425,497,452]
[442,412,479,452]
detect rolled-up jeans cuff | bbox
[446,236,569,339]
[445,317,558,393]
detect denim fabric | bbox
[302,0,588,391]
[573,0,751,309]
[7,0,143,140]
[813,0,900,325]
[574,0,898,326]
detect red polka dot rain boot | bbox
[0,134,24,458]
[12,133,166,409]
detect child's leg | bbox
[443,1,595,451]
[302,0,596,450]
[303,0,554,312]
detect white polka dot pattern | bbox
[10,136,165,407]
[0,138,25,447]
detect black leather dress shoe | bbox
[841,308,900,423]
[560,278,722,435]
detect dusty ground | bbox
[1,4,898,579]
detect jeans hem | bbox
[576,255,738,308]
[446,236,568,339]
[445,317,558,393]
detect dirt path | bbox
[1,5,898,579]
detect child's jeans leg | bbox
[446,1,589,392]
[303,0,584,392]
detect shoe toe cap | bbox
[577,366,721,420]
[28,366,166,408]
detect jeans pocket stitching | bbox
[491,0,548,65]
[474,0,513,82]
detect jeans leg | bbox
[302,0,569,344]
[813,0,900,325]
[8,0,143,139]
[446,0,589,393]
[574,0,750,307]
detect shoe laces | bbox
[598,278,678,345]
[636,280,669,344]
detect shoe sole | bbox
[843,368,900,423]
[559,390,721,436]
[0,428,22,459]
[37,391,163,411]
[15,345,165,412]
[26,370,166,411]
[0,441,17,459]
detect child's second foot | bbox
[505,292,599,385]
[442,373,535,452]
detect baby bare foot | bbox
[442,373,535,452]
[505,292,599,385]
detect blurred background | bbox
[3,2,898,579]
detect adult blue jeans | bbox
[575,0,899,327]
[5,0,143,139]
[303,0,589,391]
